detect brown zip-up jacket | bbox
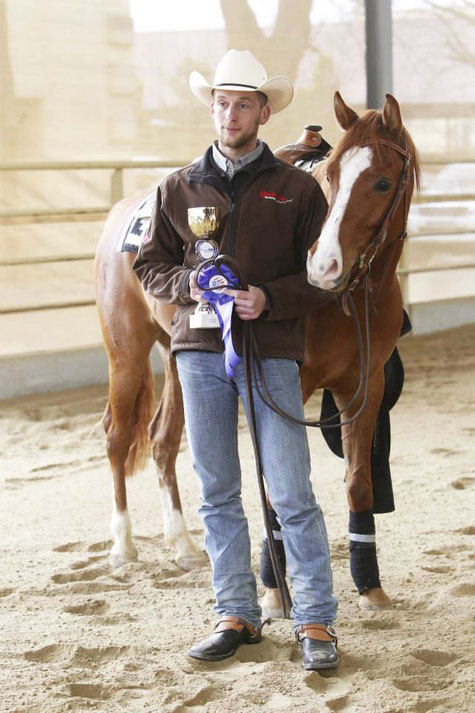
[133,142,328,361]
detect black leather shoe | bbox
[296,623,340,670]
[188,616,262,662]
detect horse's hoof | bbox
[260,588,291,620]
[175,552,208,572]
[359,587,393,610]
[110,551,138,569]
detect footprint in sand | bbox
[24,643,129,668]
[330,540,349,560]
[421,565,453,574]
[422,544,469,556]
[72,645,130,665]
[63,599,110,616]
[450,476,475,490]
[392,676,449,693]
[53,540,110,554]
[456,525,475,535]
[51,564,111,584]
[235,638,291,665]
[70,556,104,571]
[24,644,77,664]
[63,683,112,701]
[325,695,351,712]
[95,613,138,626]
[305,670,350,712]
[408,697,461,713]
[450,582,475,597]
[411,649,457,667]
[430,447,461,457]
[361,618,399,631]
[182,685,219,707]
[152,565,205,590]
[52,581,128,595]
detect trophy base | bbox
[189,303,219,329]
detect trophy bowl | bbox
[187,206,220,238]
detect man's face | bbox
[210,90,270,157]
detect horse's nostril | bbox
[315,252,341,280]
[320,259,339,278]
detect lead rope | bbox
[249,276,371,430]
[240,276,371,617]
[242,320,293,618]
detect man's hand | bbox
[189,270,205,303]
[225,285,268,320]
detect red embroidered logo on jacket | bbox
[259,189,293,205]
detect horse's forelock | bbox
[328,109,421,193]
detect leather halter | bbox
[341,138,412,313]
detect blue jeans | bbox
[176,350,338,629]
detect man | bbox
[133,49,339,670]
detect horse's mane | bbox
[328,109,421,193]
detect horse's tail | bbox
[124,359,155,477]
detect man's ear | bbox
[259,104,271,126]
[209,101,215,118]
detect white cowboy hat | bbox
[189,49,294,114]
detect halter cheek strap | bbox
[341,139,411,316]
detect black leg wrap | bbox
[349,510,381,594]
[260,507,286,589]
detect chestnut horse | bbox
[94,92,419,611]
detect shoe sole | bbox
[187,648,237,662]
[187,637,261,662]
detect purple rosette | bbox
[197,262,241,377]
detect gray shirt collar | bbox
[212,140,264,179]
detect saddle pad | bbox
[116,190,156,254]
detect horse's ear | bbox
[382,93,403,136]
[334,91,359,130]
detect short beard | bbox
[219,119,261,151]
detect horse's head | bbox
[307,92,420,292]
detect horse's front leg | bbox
[150,342,207,572]
[336,375,392,610]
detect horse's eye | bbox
[375,178,392,192]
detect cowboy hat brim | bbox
[189,70,294,114]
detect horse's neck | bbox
[311,160,330,202]
[370,202,409,303]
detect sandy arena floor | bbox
[1,324,474,713]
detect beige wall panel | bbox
[1,1,474,368]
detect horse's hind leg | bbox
[149,341,206,571]
[103,331,156,567]
[259,504,289,618]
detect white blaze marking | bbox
[310,146,373,287]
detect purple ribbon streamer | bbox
[197,262,241,377]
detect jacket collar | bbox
[189,141,281,184]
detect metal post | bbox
[365,0,393,109]
[110,168,124,205]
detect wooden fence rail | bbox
[1,157,474,316]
